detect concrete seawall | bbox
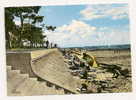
[31,49,80,93]
[6,49,80,94]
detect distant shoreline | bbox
[61,44,131,51]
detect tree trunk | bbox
[19,13,24,48]
[6,32,11,49]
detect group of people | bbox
[61,49,130,93]
[45,40,57,49]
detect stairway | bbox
[7,66,65,96]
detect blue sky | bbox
[13,4,130,47]
[38,4,130,47]
[39,5,84,26]
[39,4,129,28]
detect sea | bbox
[63,44,131,51]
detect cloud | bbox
[44,20,130,47]
[96,28,130,45]
[57,20,96,37]
[80,4,128,20]
[44,20,97,47]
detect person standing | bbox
[46,40,49,48]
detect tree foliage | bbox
[5,6,48,49]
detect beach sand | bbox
[87,49,132,93]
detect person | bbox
[46,40,49,48]
[50,43,53,48]
[54,44,57,48]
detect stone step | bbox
[7,69,26,84]
[15,77,38,96]
[24,81,58,95]
[7,70,28,96]
[7,66,12,70]
[21,73,29,78]
[29,77,37,81]
[7,69,20,75]
[7,66,64,95]
[7,65,66,95]
[28,82,52,95]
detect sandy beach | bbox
[87,49,131,72]
[87,49,132,92]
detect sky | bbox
[15,4,130,47]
